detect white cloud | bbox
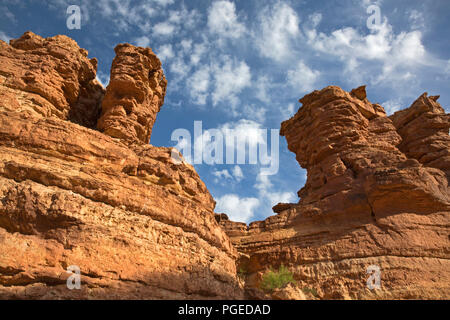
[93,0,159,32]
[215,194,259,223]
[254,75,272,103]
[211,56,251,106]
[187,55,251,106]
[254,171,296,216]
[153,21,176,36]
[391,31,425,62]
[157,44,174,62]
[0,31,11,43]
[133,36,150,47]
[232,165,244,182]
[207,0,245,39]
[305,20,429,83]
[170,56,191,79]
[195,119,266,166]
[213,169,233,180]
[96,71,110,88]
[189,65,211,105]
[286,61,320,93]
[168,6,200,31]
[236,104,267,123]
[382,98,403,115]
[180,39,193,53]
[190,42,207,66]
[212,165,244,183]
[255,2,300,61]
[309,12,322,28]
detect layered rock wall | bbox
[0,32,243,299]
[223,86,450,299]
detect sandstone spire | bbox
[97,43,167,144]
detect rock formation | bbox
[1,31,448,300]
[97,44,167,144]
[222,86,450,299]
[0,31,104,129]
[0,32,243,299]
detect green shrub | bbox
[260,265,295,292]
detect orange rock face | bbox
[223,86,450,299]
[1,31,448,300]
[97,44,167,144]
[0,32,243,299]
[0,31,104,129]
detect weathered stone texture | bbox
[0,32,243,300]
[222,86,450,300]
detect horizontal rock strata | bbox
[0,32,243,299]
[221,86,450,299]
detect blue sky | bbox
[1,0,449,223]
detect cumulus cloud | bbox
[255,2,300,61]
[232,165,244,181]
[236,104,267,123]
[189,65,211,105]
[187,55,251,106]
[408,9,425,30]
[254,172,296,214]
[212,165,244,183]
[156,44,175,62]
[207,0,245,39]
[133,36,150,47]
[153,21,176,36]
[213,169,233,180]
[382,98,404,115]
[286,61,321,93]
[193,119,266,167]
[305,19,429,84]
[215,194,259,223]
[211,56,251,106]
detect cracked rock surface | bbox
[219,86,450,300]
[0,32,243,299]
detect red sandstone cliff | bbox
[0,31,448,300]
[0,32,243,299]
[220,86,450,299]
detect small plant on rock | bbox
[260,264,295,292]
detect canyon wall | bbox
[222,86,450,299]
[0,32,243,299]
[1,31,448,300]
